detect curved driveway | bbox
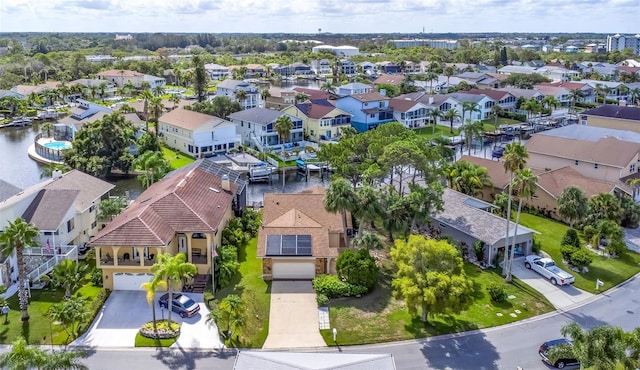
[54,273,640,370]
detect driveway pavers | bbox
[262,281,326,349]
[510,257,594,310]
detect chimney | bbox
[52,169,63,179]
[221,174,230,191]
[428,96,434,105]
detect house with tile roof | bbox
[496,87,544,102]
[89,159,246,290]
[292,87,331,101]
[282,100,351,142]
[431,188,537,266]
[580,105,640,132]
[216,79,259,110]
[541,81,595,103]
[457,72,500,89]
[228,108,303,151]
[158,108,241,158]
[466,89,517,111]
[264,87,297,110]
[11,81,62,97]
[533,84,572,106]
[335,91,393,132]
[389,98,428,129]
[97,69,165,89]
[258,186,348,280]
[372,74,405,87]
[0,170,114,292]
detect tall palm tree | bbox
[629,87,640,106]
[443,108,460,134]
[235,89,248,108]
[206,294,245,342]
[274,114,294,191]
[490,104,503,130]
[500,142,528,280]
[149,97,165,138]
[428,108,442,134]
[41,121,54,138]
[567,88,583,116]
[354,185,382,236]
[542,96,560,112]
[152,85,165,97]
[141,278,168,335]
[133,150,170,188]
[140,90,154,132]
[557,186,588,228]
[447,160,493,196]
[424,71,438,94]
[320,81,336,95]
[0,218,40,322]
[98,82,108,102]
[505,168,538,282]
[461,102,480,124]
[443,66,456,92]
[169,94,180,111]
[461,120,484,155]
[150,253,197,325]
[324,177,356,247]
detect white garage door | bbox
[113,272,154,290]
[272,260,316,280]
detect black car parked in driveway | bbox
[158,293,200,318]
[539,338,580,369]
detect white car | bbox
[524,255,575,286]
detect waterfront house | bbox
[282,100,352,142]
[228,108,303,151]
[216,79,259,110]
[335,91,393,132]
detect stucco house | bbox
[431,188,537,266]
[580,105,640,132]
[204,63,230,80]
[215,80,259,110]
[335,91,393,132]
[282,100,352,142]
[228,108,304,151]
[158,108,241,158]
[96,69,165,89]
[440,92,495,121]
[337,82,373,97]
[258,186,348,280]
[264,87,297,110]
[89,159,246,290]
[466,89,518,111]
[388,99,428,129]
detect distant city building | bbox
[114,34,133,41]
[391,39,460,50]
[311,44,359,57]
[607,34,640,54]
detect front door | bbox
[326,130,332,138]
[178,235,187,254]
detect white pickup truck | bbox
[524,255,575,286]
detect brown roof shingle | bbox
[348,92,389,103]
[536,166,617,199]
[159,107,219,130]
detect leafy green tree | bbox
[620,195,640,228]
[0,336,87,370]
[141,278,168,336]
[585,193,623,227]
[502,73,551,89]
[49,297,90,341]
[137,131,160,154]
[506,168,538,282]
[447,160,493,196]
[133,150,171,189]
[98,197,127,221]
[150,253,197,324]
[185,97,242,119]
[336,248,378,291]
[561,228,581,249]
[216,245,239,289]
[324,177,356,247]
[557,187,588,228]
[49,259,88,299]
[0,218,40,322]
[390,235,474,322]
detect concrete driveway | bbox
[71,291,222,349]
[511,257,594,310]
[262,281,326,349]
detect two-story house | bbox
[0,170,113,292]
[216,79,259,110]
[466,89,518,111]
[541,81,595,103]
[533,84,572,106]
[97,69,165,89]
[228,108,304,151]
[89,159,247,290]
[335,91,393,132]
[204,63,230,80]
[580,105,640,132]
[389,99,428,129]
[377,61,401,74]
[337,82,373,97]
[457,72,500,89]
[264,87,297,110]
[338,59,357,75]
[358,62,378,77]
[311,59,331,76]
[258,186,347,280]
[580,80,629,102]
[158,108,241,158]
[55,99,114,140]
[440,92,495,122]
[282,99,352,141]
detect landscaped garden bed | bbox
[138,319,180,339]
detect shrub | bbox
[316,294,328,306]
[336,249,379,291]
[312,274,368,298]
[486,282,507,302]
[77,288,111,336]
[568,248,593,270]
[582,225,597,243]
[90,268,103,287]
[606,239,626,257]
[561,245,579,262]
[532,237,542,254]
[473,240,484,261]
[561,229,581,249]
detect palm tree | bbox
[352,232,384,250]
[354,185,382,236]
[206,294,245,342]
[0,218,40,322]
[49,259,88,298]
[152,85,165,97]
[149,97,165,138]
[424,71,438,94]
[461,120,484,155]
[447,161,493,196]
[443,65,456,92]
[235,89,248,108]
[443,108,460,134]
[169,94,180,111]
[629,87,640,106]
[295,93,308,103]
[553,322,627,369]
[140,89,154,132]
[542,96,560,112]
[41,121,54,138]
[500,142,528,280]
[141,278,168,336]
[594,83,610,105]
[150,253,197,325]
[260,89,271,104]
[0,336,88,370]
[320,81,336,95]
[98,82,108,102]
[324,177,356,247]
[461,102,480,124]
[133,150,170,188]
[557,186,588,228]
[490,104,504,130]
[428,108,442,134]
[505,168,538,282]
[274,115,294,191]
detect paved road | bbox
[2,273,637,369]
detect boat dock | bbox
[296,159,330,181]
[0,117,33,128]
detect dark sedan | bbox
[158,293,200,318]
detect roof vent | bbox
[221,174,230,191]
[209,187,220,193]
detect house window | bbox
[89,203,95,213]
[91,221,97,229]
[631,164,636,173]
[575,160,579,166]
[248,123,251,129]
[67,219,75,233]
[594,163,599,169]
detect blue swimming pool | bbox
[43,141,71,150]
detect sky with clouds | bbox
[1,0,638,34]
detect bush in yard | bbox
[240,208,261,236]
[312,274,368,298]
[486,282,507,302]
[568,248,593,270]
[561,229,581,249]
[77,288,111,336]
[473,240,484,262]
[216,245,239,289]
[532,237,542,254]
[606,239,626,257]
[582,225,597,243]
[316,294,328,306]
[561,245,579,263]
[90,268,103,287]
[336,248,378,292]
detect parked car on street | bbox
[524,255,575,286]
[539,338,579,368]
[158,293,200,318]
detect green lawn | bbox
[518,213,640,294]
[319,263,553,346]
[134,333,177,347]
[212,236,271,348]
[161,146,195,169]
[0,283,102,345]
[414,119,519,140]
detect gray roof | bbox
[338,82,371,90]
[58,111,110,130]
[228,108,284,125]
[446,92,486,103]
[21,189,80,231]
[431,189,536,246]
[44,170,115,212]
[538,125,640,143]
[217,79,249,89]
[496,87,541,99]
[0,179,21,202]
[233,351,396,370]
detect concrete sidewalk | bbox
[263,281,326,349]
[511,257,594,310]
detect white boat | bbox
[248,162,275,182]
[8,117,33,127]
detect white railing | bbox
[24,245,78,282]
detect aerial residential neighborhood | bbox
[0,9,639,368]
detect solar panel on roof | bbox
[265,234,313,256]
